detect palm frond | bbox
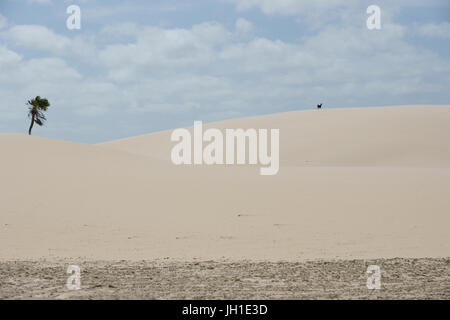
[26,96,51,132]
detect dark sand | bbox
[1,258,448,299]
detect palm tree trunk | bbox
[28,114,35,135]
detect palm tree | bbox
[27,96,50,135]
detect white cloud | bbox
[416,22,450,39]
[227,0,449,31]
[235,18,254,36]
[0,49,85,122]
[100,22,139,39]
[99,22,232,81]
[2,25,71,52]
[231,0,354,15]
[228,0,371,30]
[0,13,449,140]
[229,0,449,15]
[0,14,7,30]
[0,45,22,67]
[27,0,52,4]
[73,105,110,117]
[0,57,82,85]
[94,19,450,116]
[1,25,98,62]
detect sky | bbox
[0,0,449,143]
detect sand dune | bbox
[1,106,449,261]
[99,105,450,167]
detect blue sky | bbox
[0,0,449,143]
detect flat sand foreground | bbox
[1,258,449,299]
[0,106,449,262]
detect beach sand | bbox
[1,105,449,299]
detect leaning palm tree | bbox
[27,96,50,135]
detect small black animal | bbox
[317,103,322,109]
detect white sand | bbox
[1,105,449,261]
